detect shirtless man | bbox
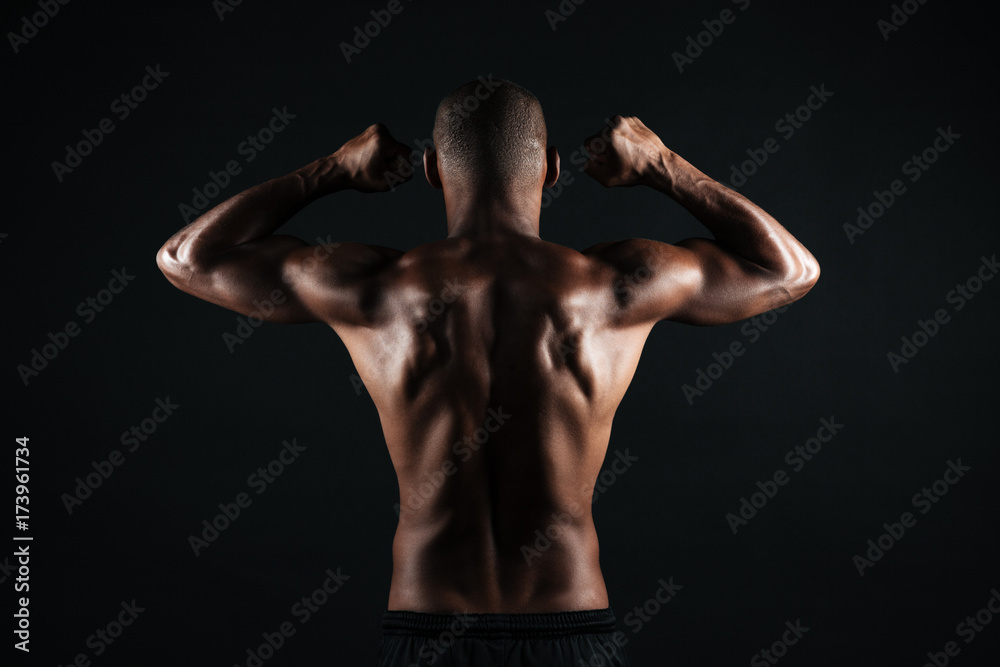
[157,80,819,666]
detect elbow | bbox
[156,240,199,288]
[156,242,181,282]
[783,254,820,302]
[803,253,821,290]
[155,242,172,274]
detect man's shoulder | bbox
[581,237,688,273]
[385,236,620,287]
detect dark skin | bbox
[157,116,820,613]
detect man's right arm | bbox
[581,116,820,327]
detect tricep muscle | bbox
[590,237,794,327]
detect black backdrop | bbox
[4,1,998,665]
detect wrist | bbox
[301,155,351,196]
[640,147,677,193]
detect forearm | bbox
[159,156,347,268]
[644,149,816,277]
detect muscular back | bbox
[157,117,819,614]
[333,235,652,612]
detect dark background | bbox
[4,0,998,665]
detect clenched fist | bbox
[331,123,414,193]
[582,116,670,188]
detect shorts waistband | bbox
[381,607,617,639]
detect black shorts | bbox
[376,607,630,666]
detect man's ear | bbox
[423,147,443,189]
[543,146,561,188]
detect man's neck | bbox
[444,188,541,240]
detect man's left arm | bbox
[156,123,413,325]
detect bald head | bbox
[432,78,548,192]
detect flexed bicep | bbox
[157,122,413,326]
[581,115,820,327]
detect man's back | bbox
[336,234,650,612]
[157,87,819,664]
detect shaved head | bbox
[432,78,548,191]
